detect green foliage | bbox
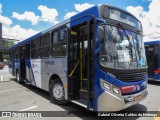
[4,54,9,60]
[4,61,8,65]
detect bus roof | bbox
[10,5,100,50]
[144,40,160,45]
[10,4,140,50]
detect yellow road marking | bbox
[154,109,160,120]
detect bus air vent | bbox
[118,72,147,82]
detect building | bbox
[0,23,19,62]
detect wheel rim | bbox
[17,72,19,82]
[53,83,64,100]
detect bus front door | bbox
[68,21,93,109]
[145,45,158,76]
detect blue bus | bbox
[145,40,160,81]
[8,4,148,112]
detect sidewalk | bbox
[0,66,14,82]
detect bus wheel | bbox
[49,78,67,105]
[16,71,21,83]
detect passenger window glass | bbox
[32,38,40,49]
[41,33,50,46]
[60,28,67,41]
[51,42,67,57]
[53,31,59,44]
[51,27,67,57]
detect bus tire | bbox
[16,70,21,84]
[49,78,67,105]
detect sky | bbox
[0,0,159,41]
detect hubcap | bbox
[53,84,64,100]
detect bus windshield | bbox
[100,25,147,69]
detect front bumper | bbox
[97,88,148,112]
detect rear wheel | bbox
[49,78,67,105]
[16,70,21,83]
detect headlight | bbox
[112,86,120,95]
[103,82,111,91]
[101,79,121,97]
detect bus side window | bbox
[57,27,67,57]
[59,28,67,41]
[31,38,40,59]
[56,42,67,57]
[26,44,30,59]
[40,33,50,46]
[51,31,58,57]
[51,27,67,57]
[40,33,50,58]
[53,31,59,44]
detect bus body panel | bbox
[97,88,147,111]
[93,62,148,111]
[93,20,148,111]
[145,40,160,81]
[41,58,67,92]
[152,46,160,81]
[26,58,31,83]
[30,59,42,88]
[70,5,99,27]
[26,58,68,99]
[8,4,148,112]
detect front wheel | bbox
[49,79,67,105]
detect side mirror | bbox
[98,26,105,43]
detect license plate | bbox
[134,94,142,101]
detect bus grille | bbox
[118,72,147,82]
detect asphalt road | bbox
[0,66,160,120]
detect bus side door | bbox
[25,44,31,83]
[68,20,94,109]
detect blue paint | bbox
[10,33,42,50]
[145,40,160,81]
[154,73,160,81]
[144,40,160,45]
[70,5,99,27]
